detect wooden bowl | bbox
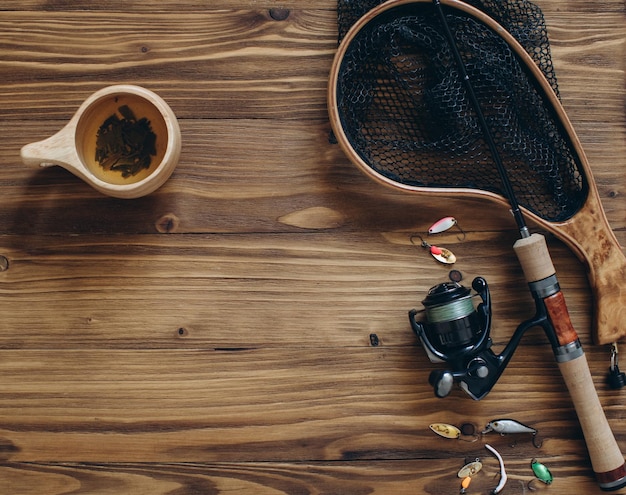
[21,85,181,199]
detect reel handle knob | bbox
[429,370,454,398]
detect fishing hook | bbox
[519,480,528,494]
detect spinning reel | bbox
[409,277,530,400]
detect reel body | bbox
[410,277,520,400]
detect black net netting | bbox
[333,0,587,222]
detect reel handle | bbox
[429,370,454,398]
[514,233,626,491]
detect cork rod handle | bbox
[514,233,626,490]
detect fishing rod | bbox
[412,1,626,489]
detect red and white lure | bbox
[411,235,456,265]
[428,216,466,240]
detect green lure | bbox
[531,458,553,484]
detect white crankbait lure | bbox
[483,418,542,447]
[483,419,536,435]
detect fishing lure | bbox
[460,476,472,494]
[429,423,477,442]
[430,423,462,439]
[428,216,466,240]
[530,458,553,485]
[458,458,481,494]
[458,459,482,478]
[485,444,507,495]
[482,419,542,447]
[411,235,456,264]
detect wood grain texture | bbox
[0,458,608,494]
[0,0,625,493]
[0,232,594,349]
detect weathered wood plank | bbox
[0,457,608,495]
[0,231,594,349]
[0,6,623,124]
[0,346,621,462]
[1,119,624,237]
[0,0,623,12]
[0,9,338,120]
[0,1,624,493]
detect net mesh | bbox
[334,0,587,222]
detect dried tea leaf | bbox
[95,105,157,178]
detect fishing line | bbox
[424,292,475,323]
[433,0,529,238]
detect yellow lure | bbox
[429,423,461,439]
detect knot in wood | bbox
[269,8,290,21]
[155,213,180,233]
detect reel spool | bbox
[418,280,490,360]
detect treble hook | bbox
[507,434,543,449]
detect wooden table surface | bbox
[1,1,625,493]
